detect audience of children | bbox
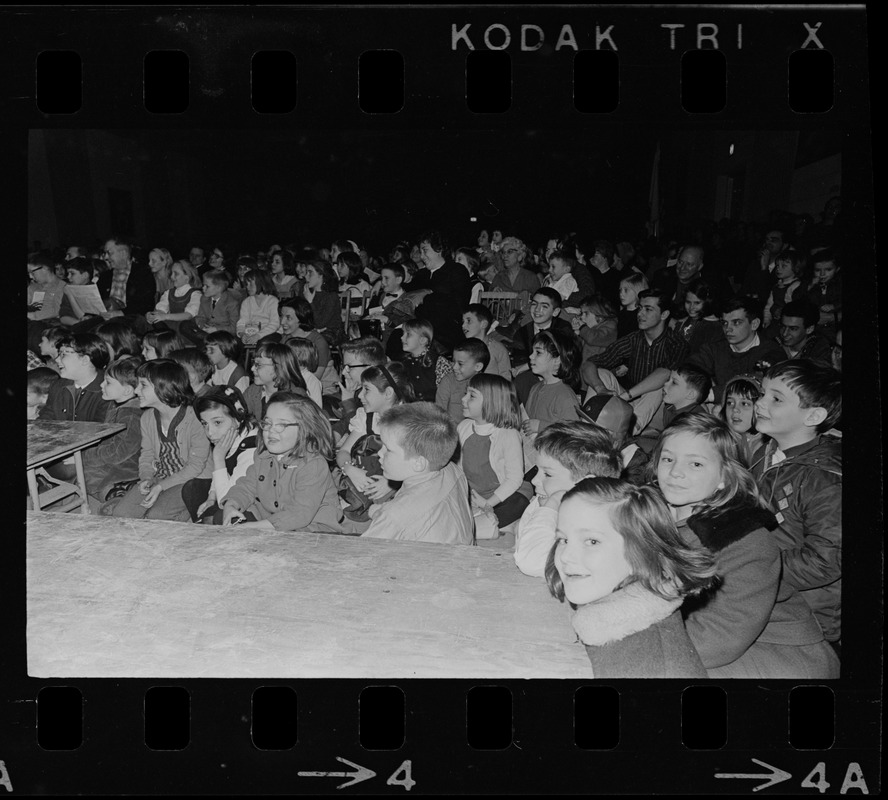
[25,232,847,680]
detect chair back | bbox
[480,291,523,325]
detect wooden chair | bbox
[340,290,372,327]
[479,291,522,326]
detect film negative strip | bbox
[3,3,880,795]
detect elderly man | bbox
[652,244,731,310]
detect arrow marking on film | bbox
[715,758,792,792]
[298,756,376,789]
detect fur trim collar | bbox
[686,501,778,552]
[570,582,682,646]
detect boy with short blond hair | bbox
[750,359,842,650]
[362,402,473,544]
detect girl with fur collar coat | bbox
[546,477,716,678]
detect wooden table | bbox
[26,511,590,678]
[27,420,126,514]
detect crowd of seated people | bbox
[26,207,846,678]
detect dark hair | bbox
[287,337,319,373]
[273,250,297,275]
[464,303,493,328]
[332,239,355,255]
[780,299,820,329]
[810,247,840,269]
[56,333,110,370]
[545,478,718,603]
[638,288,673,318]
[684,279,719,318]
[721,375,763,434]
[202,268,230,289]
[40,324,68,347]
[28,251,54,270]
[453,338,491,371]
[143,329,188,360]
[254,342,308,393]
[205,330,244,363]
[722,295,763,324]
[534,420,623,481]
[96,320,141,358]
[418,230,448,255]
[360,361,415,404]
[764,359,842,433]
[531,330,581,389]
[194,386,253,434]
[168,347,214,384]
[593,239,615,266]
[244,268,276,296]
[65,256,94,281]
[27,366,59,395]
[532,286,563,310]
[105,355,142,389]
[774,249,806,279]
[308,259,339,292]
[336,251,363,280]
[378,401,458,471]
[674,364,713,405]
[547,250,578,274]
[381,262,406,281]
[279,296,315,331]
[136,358,194,407]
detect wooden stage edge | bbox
[26,511,591,679]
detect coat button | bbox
[274,501,279,507]
[259,475,265,481]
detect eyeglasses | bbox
[259,420,299,433]
[252,360,274,369]
[28,266,46,275]
[342,363,370,372]
[56,349,79,359]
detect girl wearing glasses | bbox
[221,392,343,532]
[243,342,308,423]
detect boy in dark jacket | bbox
[81,356,144,504]
[750,359,842,651]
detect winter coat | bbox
[750,435,842,642]
[38,371,111,423]
[569,586,708,678]
[680,501,839,679]
[224,449,343,533]
[80,398,143,496]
